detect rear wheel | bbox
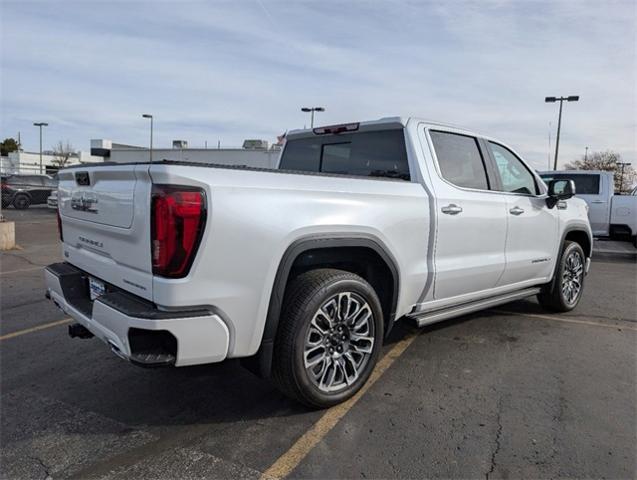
[272,269,383,408]
[537,241,586,312]
[12,193,30,210]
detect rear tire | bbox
[272,269,384,408]
[537,241,586,312]
[12,193,30,210]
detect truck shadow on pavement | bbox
[20,298,549,431]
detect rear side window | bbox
[540,174,600,195]
[429,131,490,190]
[279,129,410,180]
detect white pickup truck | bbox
[45,117,592,407]
[539,170,637,246]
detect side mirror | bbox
[546,179,575,208]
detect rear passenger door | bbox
[486,142,558,286]
[426,129,508,301]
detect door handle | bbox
[441,204,463,215]
[591,200,606,204]
[509,206,525,215]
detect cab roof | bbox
[285,116,474,140]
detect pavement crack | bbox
[1,251,48,268]
[485,396,504,480]
[29,455,53,480]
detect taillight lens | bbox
[151,185,206,278]
[56,207,63,242]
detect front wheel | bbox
[272,269,384,408]
[537,241,586,312]
[12,193,30,210]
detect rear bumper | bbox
[44,262,229,367]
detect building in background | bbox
[1,136,283,175]
[92,138,282,169]
[0,149,104,175]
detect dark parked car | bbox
[1,174,58,209]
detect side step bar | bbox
[408,287,541,328]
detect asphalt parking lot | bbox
[1,206,636,480]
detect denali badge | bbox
[71,191,99,213]
[78,236,103,248]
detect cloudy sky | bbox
[1,0,634,169]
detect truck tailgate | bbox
[57,164,154,301]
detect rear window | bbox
[540,173,600,195]
[279,129,410,180]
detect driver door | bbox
[487,142,559,286]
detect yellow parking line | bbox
[0,318,72,341]
[496,310,637,331]
[261,331,418,480]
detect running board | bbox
[408,287,541,328]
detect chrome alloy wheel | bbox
[303,292,375,393]
[562,249,584,305]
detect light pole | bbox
[617,162,632,193]
[585,146,589,162]
[142,114,153,162]
[33,122,48,173]
[301,107,325,128]
[547,122,552,170]
[545,95,579,170]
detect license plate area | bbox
[89,277,106,301]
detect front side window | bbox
[279,129,410,180]
[429,130,490,190]
[489,142,538,195]
[540,173,600,195]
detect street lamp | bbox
[142,114,153,163]
[545,95,579,170]
[617,162,632,193]
[301,107,325,128]
[33,122,49,174]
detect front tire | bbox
[12,193,30,210]
[537,241,586,312]
[272,269,384,408]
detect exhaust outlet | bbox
[68,323,94,339]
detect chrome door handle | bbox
[509,206,525,215]
[591,200,606,204]
[441,204,463,215]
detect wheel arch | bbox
[12,190,32,200]
[564,228,592,259]
[243,234,400,378]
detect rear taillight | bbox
[151,185,206,278]
[56,207,63,242]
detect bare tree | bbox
[52,140,76,168]
[564,150,636,193]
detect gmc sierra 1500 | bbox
[45,117,592,407]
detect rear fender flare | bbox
[244,234,399,378]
